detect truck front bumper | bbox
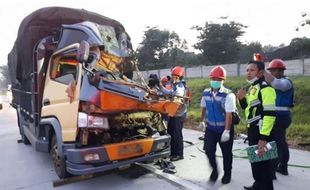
[65,135,170,175]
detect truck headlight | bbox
[78,112,88,127]
[78,112,109,129]
[84,153,100,161]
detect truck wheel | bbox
[51,135,69,178]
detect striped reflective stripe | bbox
[247,115,261,124]
[204,96,212,101]
[275,106,290,111]
[207,120,225,126]
[250,99,261,107]
[257,119,262,131]
[214,96,225,102]
[204,96,225,102]
[263,105,276,111]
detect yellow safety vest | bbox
[244,81,276,136]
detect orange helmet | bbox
[253,53,263,61]
[267,59,286,70]
[210,66,226,80]
[171,66,185,77]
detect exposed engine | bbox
[77,111,167,147]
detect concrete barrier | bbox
[135,58,310,79]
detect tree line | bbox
[136,20,310,70]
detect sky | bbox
[0,0,309,66]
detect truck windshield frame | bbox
[50,53,79,85]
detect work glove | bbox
[198,122,206,131]
[220,130,230,142]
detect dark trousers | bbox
[167,116,183,156]
[248,125,274,190]
[203,127,234,174]
[272,114,291,169]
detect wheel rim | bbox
[52,143,62,175]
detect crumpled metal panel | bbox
[79,73,181,116]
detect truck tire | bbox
[51,135,69,178]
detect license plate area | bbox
[104,138,153,160]
[118,143,143,156]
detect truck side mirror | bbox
[77,40,90,63]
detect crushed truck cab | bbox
[8,7,185,178]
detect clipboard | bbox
[246,141,278,163]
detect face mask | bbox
[210,80,222,89]
[247,77,258,84]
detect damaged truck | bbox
[8,7,185,178]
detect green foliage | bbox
[287,124,310,142]
[193,21,247,65]
[289,37,310,56]
[187,76,310,142]
[288,76,310,124]
[136,26,171,70]
[136,26,202,70]
[239,42,263,64]
[136,26,190,70]
[262,45,281,53]
[135,18,310,71]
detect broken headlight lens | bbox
[78,112,109,129]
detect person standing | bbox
[199,66,236,184]
[237,60,276,190]
[264,59,294,176]
[160,66,186,161]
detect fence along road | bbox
[135,58,310,79]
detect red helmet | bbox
[253,53,263,61]
[171,66,185,77]
[267,59,286,70]
[210,66,226,80]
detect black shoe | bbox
[244,185,255,190]
[209,169,218,182]
[170,155,184,161]
[221,173,231,184]
[276,166,288,175]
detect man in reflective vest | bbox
[264,59,294,176]
[199,66,236,184]
[237,60,276,190]
[160,66,186,161]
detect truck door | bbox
[41,48,82,142]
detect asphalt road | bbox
[2,97,310,190]
[0,102,183,190]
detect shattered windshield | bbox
[96,24,130,58]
